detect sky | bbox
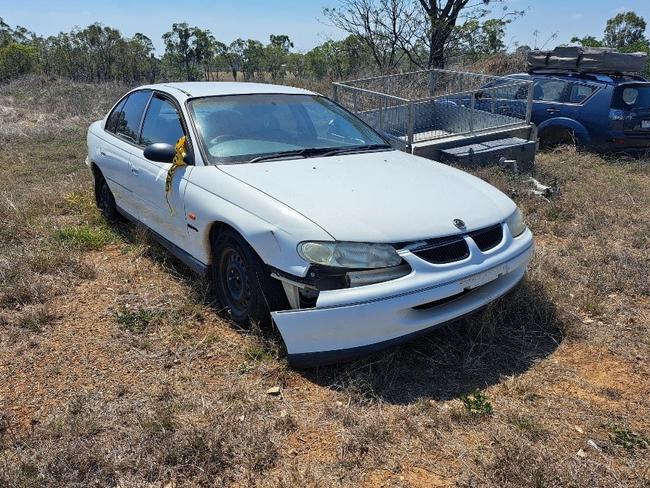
[1,0,649,54]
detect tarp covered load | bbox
[528,47,647,74]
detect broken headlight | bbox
[297,241,402,269]
[506,207,527,237]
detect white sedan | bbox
[86,82,534,366]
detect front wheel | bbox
[211,229,287,327]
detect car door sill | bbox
[116,206,209,276]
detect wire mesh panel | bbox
[334,69,533,147]
[334,84,412,143]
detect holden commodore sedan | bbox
[86,82,534,367]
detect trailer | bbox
[333,69,537,170]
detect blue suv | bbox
[507,71,650,152]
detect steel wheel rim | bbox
[219,247,251,316]
[99,181,111,212]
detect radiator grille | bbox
[408,223,503,264]
[411,237,469,264]
[468,224,503,252]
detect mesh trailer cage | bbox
[332,69,534,149]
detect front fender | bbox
[538,117,591,145]
[183,166,332,277]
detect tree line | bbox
[0,1,519,84]
[1,2,648,85]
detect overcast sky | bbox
[1,0,650,54]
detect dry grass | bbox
[0,77,649,487]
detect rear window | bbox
[611,85,650,110]
[115,90,152,143]
[568,84,596,104]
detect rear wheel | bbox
[212,229,287,327]
[95,172,119,221]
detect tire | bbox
[540,127,576,149]
[211,229,288,328]
[94,171,119,221]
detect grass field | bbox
[0,77,648,487]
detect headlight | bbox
[297,241,402,269]
[506,207,527,237]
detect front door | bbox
[129,93,192,248]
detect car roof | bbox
[136,81,318,99]
[510,71,649,85]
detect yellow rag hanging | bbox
[165,135,187,212]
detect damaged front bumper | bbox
[271,226,534,367]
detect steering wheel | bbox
[209,134,237,146]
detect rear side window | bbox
[611,85,650,109]
[105,97,127,133]
[568,84,596,104]
[115,90,152,143]
[140,95,185,146]
[533,80,567,102]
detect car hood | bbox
[218,150,516,242]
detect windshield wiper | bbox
[318,144,392,157]
[246,144,392,164]
[247,148,325,163]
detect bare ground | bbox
[0,77,648,487]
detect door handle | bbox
[129,162,139,176]
[546,107,560,114]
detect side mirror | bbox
[143,143,176,163]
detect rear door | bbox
[130,92,192,247]
[611,83,650,136]
[95,90,152,218]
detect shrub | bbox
[0,43,37,81]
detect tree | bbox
[604,11,647,50]
[243,39,265,80]
[226,39,245,80]
[163,22,197,80]
[325,0,521,71]
[324,0,410,72]
[266,34,293,80]
[570,35,604,48]
[0,43,37,80]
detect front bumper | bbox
[272,226,534,367]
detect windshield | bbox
[612,84,650,110]
[188,94,389,164]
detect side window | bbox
[105,97,127,133]
[568,83,596,104]
[115,90,152,143]
[533,80,568,102]
[140,95,185,147]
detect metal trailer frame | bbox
[332,68,536,167]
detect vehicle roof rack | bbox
[527,47,647,78]
[526,68,647,81]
